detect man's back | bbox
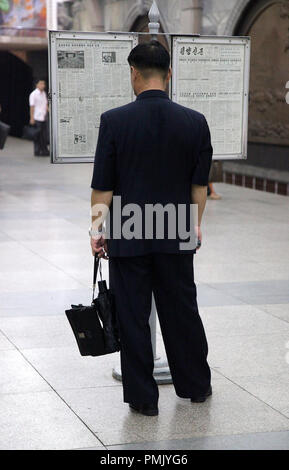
[91,89,212,256]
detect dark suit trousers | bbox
[34,120,48,156]
[109,253,211,406]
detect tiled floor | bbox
[0,137,289,450]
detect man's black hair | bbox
[127,40,170,79]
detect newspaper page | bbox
[55,38,134,158]
[173,40,246,155]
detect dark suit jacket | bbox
[91,89,213,257]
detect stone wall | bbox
[56,1,253,36]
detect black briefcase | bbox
[65,256,120,357]
[0,120,10,150]
[22,124,40,141]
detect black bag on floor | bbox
[0,120,10,150]
[22,124,40,141]
[65,256,120,357]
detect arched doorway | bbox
[235,0,289,171]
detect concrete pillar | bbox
[46,0,58,30]
[86,0,105,32]
[180,0,203,34]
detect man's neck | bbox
[137,84,166,95]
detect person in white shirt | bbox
[29,79,49,156]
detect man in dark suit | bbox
[90,40,212,416]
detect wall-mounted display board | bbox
[171,35,250,159]
[49,32,250,163]
[49,31,138,163]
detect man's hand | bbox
[191,184,207,251]
[30,118,35,125]
[90,189,113,259]
[90,234,108,259]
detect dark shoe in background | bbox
[129,403,159,416]
[190,385,212,403]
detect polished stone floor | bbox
[0,138,289,450]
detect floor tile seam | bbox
[104,429,289,449]
[210,369,289,422]
[199,281,289,305]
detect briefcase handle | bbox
[92,254,103,302]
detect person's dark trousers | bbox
[34,120,49,156]
[109,253,211,406]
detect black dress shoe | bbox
[190,385,212,403]
[129,403,159,416]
